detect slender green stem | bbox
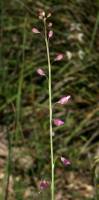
[44,19,54,200]
[5,129,11,200]
[90,11,99,50]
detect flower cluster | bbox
[32,11,53,40]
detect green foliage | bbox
[0,0,99,199]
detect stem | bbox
[44,19,54,200]
[5,130,11,200]
[90,11,99,50]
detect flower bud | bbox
[53,119,64,126]
[58,95,71,105]
[48,30,53,39]
[47,13,51,18]
[61,157,71,166]
[37,68,45,76]
[54,53,64,61]
[39,180,49,190]
[32,27,40,34]
[48,22,53,27]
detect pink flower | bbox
[48,30,53,39]
[54,53,64,61]
[39,180,49,190]
[53,119,64,126]
[58,95,71,105]
[61,157,71,166]
[37,68,45,76]
[32,27,40,34]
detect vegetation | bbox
[0,0,99,199]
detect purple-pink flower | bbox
[54,53,64,61]
[39,180,49,190]
[58,95,71,105]
[48,30,53,39]
[37,68,45,76]
[61,157,71,166]
[53,119,64,126]
[32,27,40,34]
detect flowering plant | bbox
[32,11,71,200]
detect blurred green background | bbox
[0,0,99,199]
